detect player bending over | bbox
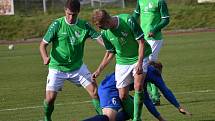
[83,62,191,121]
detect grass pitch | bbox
[0,31,215,121]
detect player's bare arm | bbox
[136,39,145,75]
[39,40,50,65]
[96,36,104,46]
[92,51,114,80]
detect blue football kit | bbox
[98,65,180,119]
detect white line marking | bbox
[0,100,91,112]
[0,90,214,112]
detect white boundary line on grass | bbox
[0,89,214,112]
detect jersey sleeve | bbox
[101,31,115,53]
[43,20,60,43]
[150,0,170,33]
[85,22,101,40]
[132,0,140,21]
[127,16,144,40]
[159,0,170,19]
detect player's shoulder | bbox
[51,17,64,27]
[77,18,93,29]
[55,17,64,24]
[118,14,132,20]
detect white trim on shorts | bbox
[46,64,93,92]
[115,57,149,88]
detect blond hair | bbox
[92,9,111,26]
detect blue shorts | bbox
[98,86,121,111]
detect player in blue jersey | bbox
[98,72,166,121]
[131,61,192,116]
[83,71,166,121]
[83,62,191,121]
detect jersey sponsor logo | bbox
[69,36,76,45]
[121,31,128,37]
[75,31,81,37]
[119,37,127,46]
[144,2,154,12]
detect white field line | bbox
[0,100,91,112]
[0,89,214,112]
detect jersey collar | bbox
[64,17,78,25]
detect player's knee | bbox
[89,84,98,98]
[119,92,129,100]
[134,82,143,91]
[45,97,55,105]
[45,91,57,104]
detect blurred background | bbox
[0,0,214,41]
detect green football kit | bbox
[101,14,152,121]
[133,0,170,40]
[133,0,170,105]
[43,17,100,72]
[101,14,151,65]
[43,17,102,121]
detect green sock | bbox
[133,91,144,121]
[43,100,54,121]
[121,95,134,119]
[147,83,160,103]
[92,99,102,115]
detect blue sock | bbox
[143,91,160,118]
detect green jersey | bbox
[134,0,169,40]
[101,14,152,65]
[43,17,100,72]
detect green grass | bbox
[0,31,215,121]
[0,3,215,40]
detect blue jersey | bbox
[98,65,180,118]
[145,65,162,82]
[98,73,121,111]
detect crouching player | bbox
[83,62,191,121]
[83,71,165,121]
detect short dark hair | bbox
[65,0,80,12]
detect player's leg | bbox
[85,82,102,114]
[143,90,166,121]
[44,91,57,121]
[70,64,102,114]
[148,83,161,105]
[102,108,118,121]
[115,64,135,119]
[132,57,149,121]
[147,40,163,105]
[150,63,191,116]
[44,69,65,121]
[118,86,134,119]
[133,73,145,121]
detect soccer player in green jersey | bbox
[132,0,170,105]
[39,0,103,121]
[92,9,152,121]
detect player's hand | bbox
[148,32,154,37]
[92,70,100,80]
[43,57,50,65]
[135,62,143,75]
